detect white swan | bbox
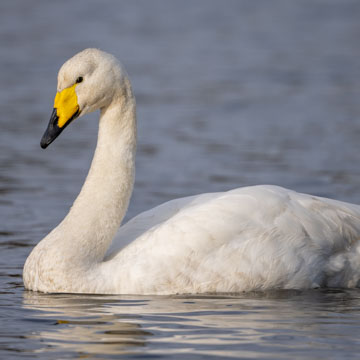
[23,48,360,294]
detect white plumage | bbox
[23,49,360,294]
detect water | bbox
[1,0,360,358]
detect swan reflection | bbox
[22,290,360,358]
[22,292,152,356]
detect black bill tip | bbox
[40,108,79,149]
[40,141,49,149]
[41,109,59,149]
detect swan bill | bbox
[40,107,79,149]
[40,84,80,149]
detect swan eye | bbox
[76,76,83,84]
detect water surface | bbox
[1,1,360,358]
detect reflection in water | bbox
[22,290,360,359]
[23,292,151,357]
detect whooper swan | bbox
[23,49,360,294]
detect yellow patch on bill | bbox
[54,84,79,128]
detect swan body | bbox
[23,49,360,294]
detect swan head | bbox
[40,48,128,149]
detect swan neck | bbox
[63,92,136,263]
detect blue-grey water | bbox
[1,0,360,358]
